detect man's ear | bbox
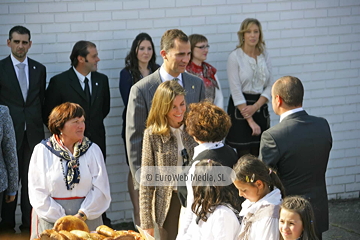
[7,39,11,47]
[160,49,167,60]
[77,55,85,64]
[276,95,282,108]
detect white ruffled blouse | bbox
[227,48,273,106]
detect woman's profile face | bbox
[192,41,209,64]
[166,95,186,128]
[136,40,153,65]
[60,116,85,144]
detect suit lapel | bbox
[27,58,39,103]
[4,56,25,103]
[182,73,195,104]
[147,69,162,100]
[91,73,99,106]
[68,68,87,101]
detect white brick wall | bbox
[0,0,359,225]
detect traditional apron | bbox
[30,197,103,239]
[226,93,270,149]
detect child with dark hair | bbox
[233,154,285,239]
[179,159,241,240]
[279,196,319,240]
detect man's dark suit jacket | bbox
[126,69,205,189]
[0,55,46,151]
[43,67,110,157]
[259,110,332,234]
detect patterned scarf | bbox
[186,61,219,89]
[41,135,92,190]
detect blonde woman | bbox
[139,81,197,240]
[226,18,274,158]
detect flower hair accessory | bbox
[245,173,255,183]
[269,169,272,175]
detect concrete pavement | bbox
[323,198,360,240]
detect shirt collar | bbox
[11,54,28,66]
[73,67,91,82]
[280,107,304,122]
[169,124,184,133]
[193,141,224,159]
[159,65,183,85]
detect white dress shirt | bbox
[159,65,183,87]
[280,107,304,122]
[11,54,29,89]
[73,67,92,94]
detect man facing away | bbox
[259,76,332,240]
[0,25,46,236]
[125,29,205,237]
[43,40,111,226]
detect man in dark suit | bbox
[0,26,46,235]
[43,40,111,226]
[125,29,205,230]
[259,76,332,240]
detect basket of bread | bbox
[34,215,144,240]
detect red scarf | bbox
[186,61,219,89]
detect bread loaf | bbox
[96,225,117,237]
[90,232,107,240]
[58,230,82,240]
[70,230,92,240]
[54,215,90,233]
[40,229,66,240]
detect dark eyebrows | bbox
[13,40,29,44]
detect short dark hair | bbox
[70,40,96,67]
[160,29,188,52]
[273,76,304,107]
[186,101,231,142]
[48,102,85,135]
[9,26,31,41]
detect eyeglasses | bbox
[194,45,210,50]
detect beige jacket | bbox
[139,125,196,229]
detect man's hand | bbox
[5,195,16,203]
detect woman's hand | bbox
[74,213,83,221]
[247,118,261,136]
[144,228,154,237]
[241,104,258,119]
[74,210,87,221]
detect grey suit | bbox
[259,110,332,235]
[126,69,205,188]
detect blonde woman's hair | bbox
[237,18,265,54]
[146,80,186,135]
